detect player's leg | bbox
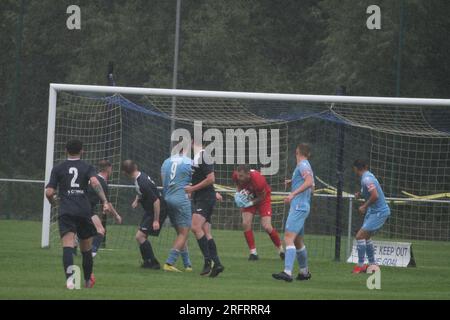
[353,228,371,273]
[77,216,98,288]
[273,206,308,282]
[294,234,311,280]
[59,215,77,285]
[260,214,284,260]
[272,231,296,282]
[180,241,193,271]
[91,214,105,257]
[203,221,224,277]
[359,213,389,270]
[79,237,95,288]
[242,210,258,260]
[136,214,160,269]
[191,210,212,275]
[164,225,190,272]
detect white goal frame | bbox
[42,83,450,248]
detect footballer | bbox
[232,165,284,260]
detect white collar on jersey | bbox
[67,157,80,161]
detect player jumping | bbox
[161,149,193,272]
[121,160,161,270]
[352,159,391,274]
[45,140,111,288]
[87,159,122,258]
[185,141,225,277]
[232,165,284,261]
[273,143,314,282]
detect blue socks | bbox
[366,240,375,264]
[296,246,308,275]
[166,248,180,266]
[357,239,367,266]
[180,248,192,267]
[284,246,296,276]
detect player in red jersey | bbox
[232,165,284,261]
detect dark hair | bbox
[236,164,250,173]
[353,159,369,170]
[98,159,112,172]
[296,143,311,158]
[66,140,83,155]
[121,160,137,175]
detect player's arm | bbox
[45,187,57,206]
[285,173,313,203]
[45,168,58,206]
[90,176,110,212]
[252,189,266,206]
[153,198,160,230]
[107,203,122,224]
[185,171,215,193]
[358,186,378,214]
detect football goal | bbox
[41,83,450,264]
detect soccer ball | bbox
[366,264,380,273]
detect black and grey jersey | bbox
[192,150,215,200]
[46,159,96,217]
[87,174,110,214]
[135,171,161,214]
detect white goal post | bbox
[41,83,450,249]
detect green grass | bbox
[0,220,449,299]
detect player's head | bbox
[98,159,112,177]
[235,164,251,184]
[352,159,369,176]
[296,143,311,159]
[65,139,83,157]
[121,160,138,178]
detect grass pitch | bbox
[0,220,449,299]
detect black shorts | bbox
[58,215,97,240]
[192,198,216,223]
[139,203,167,237]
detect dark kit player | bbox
[87,159,122,257]
[121,160,162,269]
[45,140,111,289]
[185,140,224,277]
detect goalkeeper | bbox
[232,165,284,261]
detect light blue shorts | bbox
[362,209,390,232]
[285,202,310,235]
[165,199,192,228]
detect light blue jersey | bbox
[291,159,314,209]
[161,154,192,204]
[285,159,314,235]
[361,171,390,216]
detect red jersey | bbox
[232,169,271,198]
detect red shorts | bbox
[242,196,272,217]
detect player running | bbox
[87,159,122,258]
[352,159,391,274]
[45,140,110,289]
[184,141,225,277]
[161,149,193,272]
[272,143,314,282]
[232,165,284,261]
[121,160,161,270]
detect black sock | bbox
[81,250,94,282]
[207,238,221,265]
[63,247,74,279]
[139,240,156,262]
[197,235,210,261]
[92,234,104,252]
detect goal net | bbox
[42,84,450,265]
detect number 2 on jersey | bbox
[69,167,80,187]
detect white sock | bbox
[250,248,257,255]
